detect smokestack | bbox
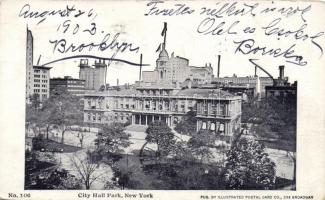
[217,55,221,78]
[117,79,119,86]
[139,54,142,81]
[254,66,257,77]
[279,65,284,79]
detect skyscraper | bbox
[26,28,51,103]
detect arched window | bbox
[160,71,163,79]
[219,123,225,133]
[210,122,216,131]
[202,122,207,130]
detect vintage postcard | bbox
[0,0,324,199]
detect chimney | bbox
[117,79,119,86]
[80,59,89,66]
[254,66,257,77]
[217,55,221,78]
[279,65,284,79]
[139,54,142,81]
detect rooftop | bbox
[176,88,235,98]
[33,65,52,70]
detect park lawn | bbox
[259,139,296,152]
[37,139,82,153]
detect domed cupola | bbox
[157,47,169,62]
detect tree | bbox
[174,110,197,135]
[25,150,81,190]
[145,121,176,159]
[224,138,276,190]
[25,89,83,143]
[95,122,131,159]
[69,151,111,190]
[29,93,41,109]
[187,129,216,163]
[27,168,82,190]
[44,90,83,143]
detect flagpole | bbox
[162,22,167,49]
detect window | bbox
[42,75,47,78]
[34,69,40,73]
[202,122,207,130]
[34,89,40,92]
[42,84,46,88]
[34,84,40,87]
[34,79,40,82]
[34,75,40,78]
[210,122,216,131]
[42,89,47,92]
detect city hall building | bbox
[83,85,241,135]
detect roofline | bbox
[50,78,85,81]
[33,65,52,70]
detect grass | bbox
[259,139,296,152]
[35,139,82,153]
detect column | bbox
[145,115,148,125]
[225,123,230,135]
[196,120,200,132]
[139,114,142,125]
[131,115,135,124]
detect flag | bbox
[161,22,167,36]
[155,43,161,52]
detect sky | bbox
[21,0,325,85]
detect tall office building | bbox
[26,28,34,100]
[26,28,51,102]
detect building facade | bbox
[213,76,273,98]
[32,66,51,101]
[26,28,34,99]
[83,87,241,136]
[50,76,85,96]
[79,59,106,91]
[265,66,297,100]
[26,28,51,102]
[142,49,213,85]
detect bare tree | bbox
[69,151,109,189]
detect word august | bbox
[18,4,95,24]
